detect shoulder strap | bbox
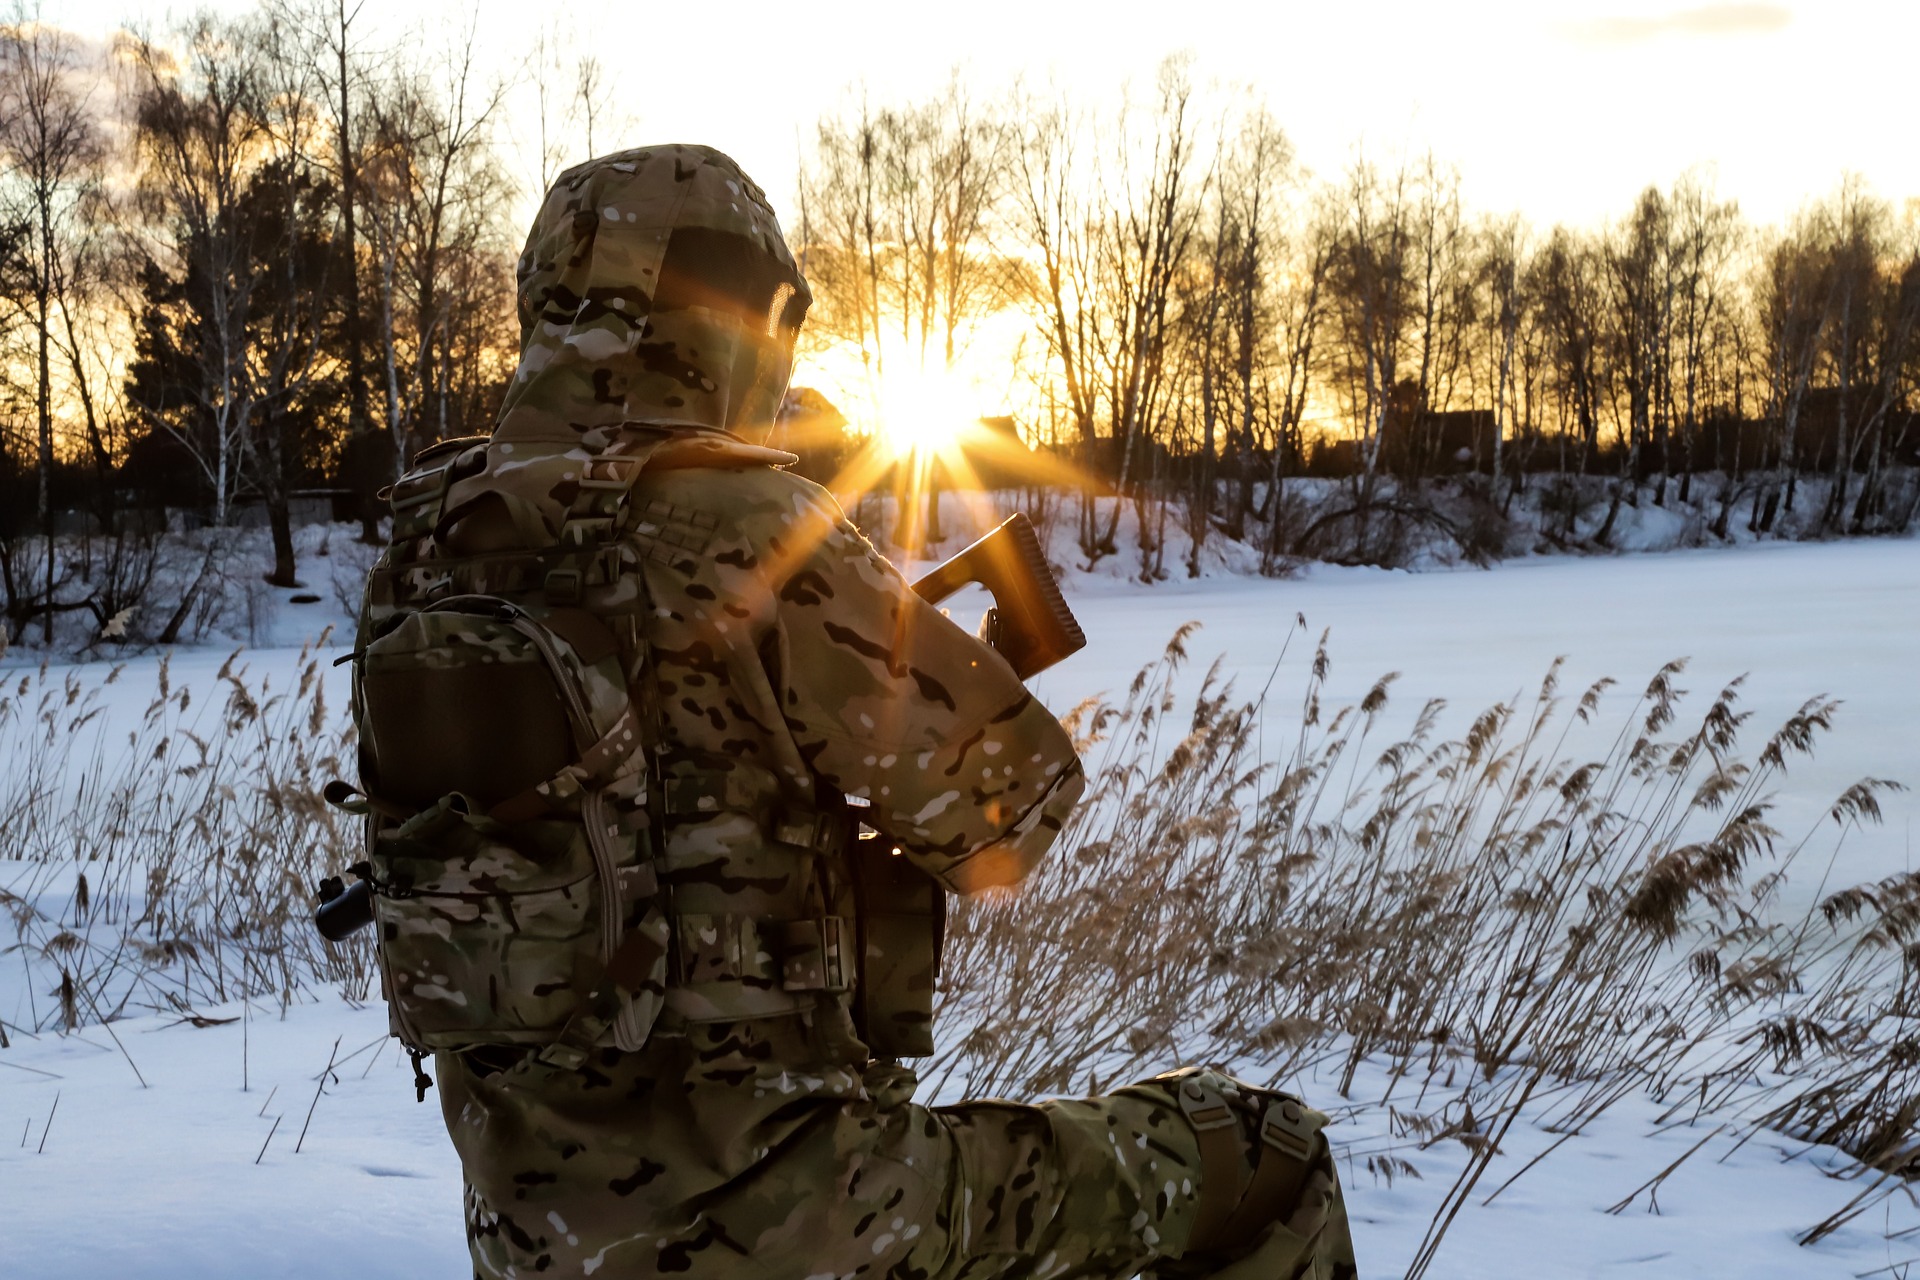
[375,431,672,612]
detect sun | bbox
[873,364,984,462]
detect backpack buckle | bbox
[772,813,820,849]
[772,807,848,854]
[774,916,851,993]
[579,455,641,490]
[533,1042,590,1071]
[1175,1076,1238,1132]
[545,567,583,605]
[1259,1096,1317,1163]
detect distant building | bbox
[774,387,855,484]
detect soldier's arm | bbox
[766,486,1086,895]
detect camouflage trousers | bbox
[437,1022,1356,1280]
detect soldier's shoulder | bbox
[641,436,844,525]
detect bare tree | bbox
[1596,186,1672,544]
[1177,100,1324,574]
[271,0,381,540]
[1324,153,1416,554]
[799,79,1013,545]
[1663,173,1741,504]
[122,19,269,532]
[1804,177,1920,532]
[1008,94,1107,556]
[1476,213,1529,505]
[1531,228,1607,481]
[0,3,106,639]
[1100,59,1208,578]
[362,21,510,469]
[1403,154,1472,481]
[124,11,344,592]
[523,26,624,195]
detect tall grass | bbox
[1,628,1912,1268]
[932,624,1914,1265]
[0,635,371,1040]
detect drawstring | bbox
[409,1049,434,1103]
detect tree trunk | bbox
[263,411,298,588]
[37,210,54,644]
[336,4,379,544]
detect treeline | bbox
[0,1,610,642]
[2,10,1917,646]
[796,61,1920,572]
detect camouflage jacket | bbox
[357,146,1083,1066]
[361,424,1084,1056]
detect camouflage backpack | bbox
[332,431,678,1083]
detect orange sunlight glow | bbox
[794,334,1107,561]
[872,364,987,463]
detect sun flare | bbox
[873,365,984,462]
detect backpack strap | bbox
[389,456,461,544]
[1176,1075,1326,1260]
[543,436,673,605]
[531,926,673,1073]
[487,700,647,823]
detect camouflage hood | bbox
[494,144,812,448]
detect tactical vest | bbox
[332,428,940,1081]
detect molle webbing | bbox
[383,434,717,557]
[661,776,850,857]
[370,502,721,612]
[369,547,624,611]
[359,429,915,1053]
[387,453,463,542]
[674,912,852,993]
[558,451,657,546]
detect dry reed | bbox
[2,624,1912,1269]
[932,623,1914,1266]
[0,632,373,1040]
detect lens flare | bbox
[874,365,982,461]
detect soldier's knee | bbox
[1136,1066,1357,1278]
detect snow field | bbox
[3,535,1917,1277]
[3,998,1912,1278]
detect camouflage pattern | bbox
[366,794,670,1054]
[498,143,810,447]
[352,144,1354,1279]
[440,1051,1357,1279]
[354,586,672,1057]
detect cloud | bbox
[1562,3,1793,45]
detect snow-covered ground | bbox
[3,994,1913,1279]
[1035,536,1920,912]
[3,535,1916,1278]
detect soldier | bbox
[346,143,1356,1280]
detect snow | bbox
[4,997,1913,1278]
[1040,538,1920,908]
[0,1002,452,1278]
[4,534,1918,1278]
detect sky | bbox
[55,0,1920,238]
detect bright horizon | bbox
[31,0,1920,456]
[54,0,1920,238]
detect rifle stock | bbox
[911,513,1086,679]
